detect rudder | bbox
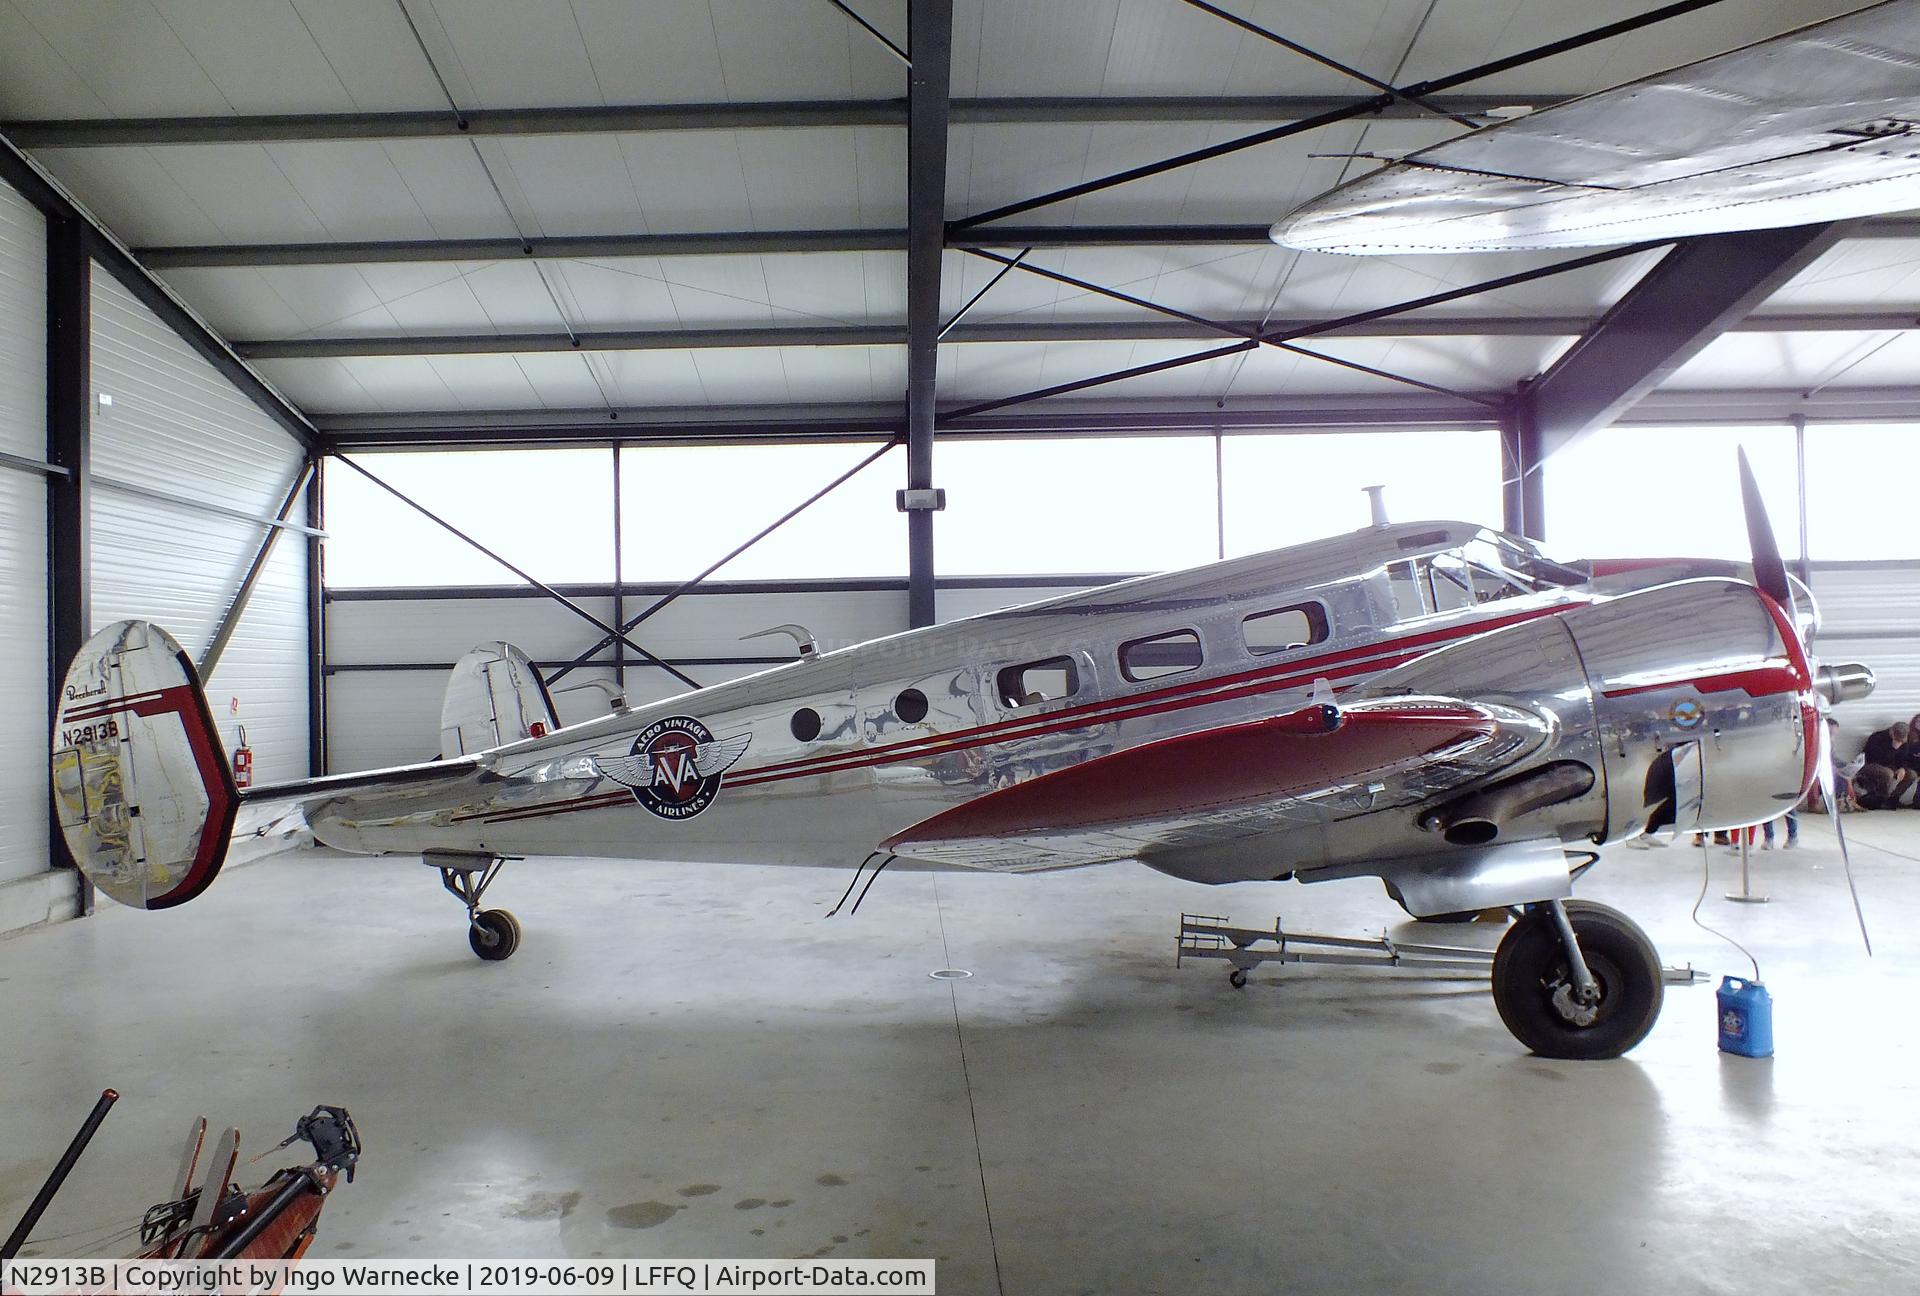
[51,620,238,909]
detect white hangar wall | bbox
[89,273,310,786]
[1810,565,1920,753]
[0,161,317,936]
[0,172,55,928]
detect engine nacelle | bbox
[1563,579,1813,837]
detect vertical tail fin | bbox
[51,620,238,909]
[439,641,560,758]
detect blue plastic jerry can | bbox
[1717,976,1774,1058]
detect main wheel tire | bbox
[469,908,522,961]
[1491,901,1662,1059]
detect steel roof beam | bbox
[310,385,1920,450]
[1518,222,1855,463]
[137,224,1300,266]
[4,95,1564,148]
[230,309,1920,360]
[140,229,910,267]
[125,215,1920,268]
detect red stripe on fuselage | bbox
[468,601,1574,827]
[1600,664,1803,701]
[730,602,1569,783]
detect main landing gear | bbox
[1491,899,1663,1059]
[427,852,521,961]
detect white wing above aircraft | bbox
[1272,0,1920,254]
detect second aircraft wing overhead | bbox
[1271,0,1920,254]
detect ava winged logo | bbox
[591,716,752,820]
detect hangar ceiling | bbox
[0,0,1916,448]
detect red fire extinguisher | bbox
[232,725,253,789]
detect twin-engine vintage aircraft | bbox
[51,458,1872,1059]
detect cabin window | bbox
[997,657,1079,709]
[895,688,929,723]
[1118,630,1204,683]
[790,708,822,742]
[1242,602,1330,655]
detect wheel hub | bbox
[1550,979,1601,1027]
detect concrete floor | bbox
[3,816,1917,1296]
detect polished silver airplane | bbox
[50,458,1871,1059]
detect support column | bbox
[611,442,626,699]
[904,0,952,629]
[1501,401,1545,541]
[46,217,91,911]
[1791,414,1811,582]
[306,452,326,776]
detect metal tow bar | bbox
[1177,912,1497,989]
[1176,913,1704,989]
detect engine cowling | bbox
[1563,578,1813,837]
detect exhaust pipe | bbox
[1420,761,1595,847]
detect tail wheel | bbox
[1491,900,1663,1059]
[469,908,522,961]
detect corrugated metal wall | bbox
[1810,564,1920,755]
[0,178,48,888]
[90,274,310,783]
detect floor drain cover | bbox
[929,968,973,980]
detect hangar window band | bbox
[997,657,1079,710]
[1242,603,1330,656]
[1118,629,1204,683]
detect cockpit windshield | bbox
[1472,530,1590,591]
[1383,532,1590,618]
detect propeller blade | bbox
[1816,721,1873,956]
[1738,447,1793,607]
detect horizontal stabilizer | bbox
[51,621,238,909]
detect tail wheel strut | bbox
[432,855,520,962]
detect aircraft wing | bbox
[1272,0,1920,253]
[879,696,1553,872]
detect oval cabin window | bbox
[1118,629,1203,683]
[790,707,823,742]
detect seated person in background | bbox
[1814,718,1865,813]
[1858,720,1918,809]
